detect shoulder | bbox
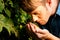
[56,14,60,19]
[48,14,60,23]
[55,14,60,29]
[55,14,60,21]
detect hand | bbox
[26,22,60,40]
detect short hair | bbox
[19,0,46,12]
[19,0,34,12]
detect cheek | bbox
[37,14,50,25]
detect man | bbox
[20,0,60,40]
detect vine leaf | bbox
[4,8,11,17]
[0,0,4,12]
[0,14,18,37]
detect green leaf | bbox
[19,8,28,24]
[4,19,18,36]
[20,25,22,29]
[0,0,4,12]
[4,8,11,17]
[0,14,18,37]
[0,21,4,32]
[9,0,13,7]
[28,36,32,40]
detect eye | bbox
[33,13,38,15]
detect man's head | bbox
[20,0,59,25]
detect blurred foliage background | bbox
[0,0,32,40]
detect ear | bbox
[46,0,58,15]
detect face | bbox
[30,6,50,25]
[29,0,58,25]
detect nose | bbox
[32,15,38,22]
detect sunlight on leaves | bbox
[0,0,4,12]
[0,14,18,37]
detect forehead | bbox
[30,0,46,7]
[31,0,44,2]
[31,0,46,3]
[30,0,46,10]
